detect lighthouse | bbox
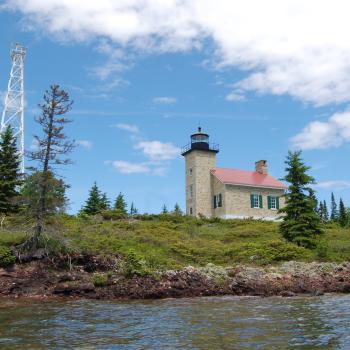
[181,127,219,217]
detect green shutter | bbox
[259,195,263,208]
[218,194,222,207]
[267,195,271,209]
[276,197,280,210]
[213,195,216,209]
[250,194,254,208]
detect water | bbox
[1,295,350,349]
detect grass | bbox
[0,213,349,270]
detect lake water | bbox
[1,295,350,349]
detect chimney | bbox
[255,160,268,175]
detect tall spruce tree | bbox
[129,202,138,216]
[173,203,182,215]
[330,192,338,222]
[0,125,22,214]
[100,193,111,211]
[339,198,348,227]
[114,192,127,214]
[161,204,168,214]
[323,200,329,222]
[318,201,324,222]
[279,151,323,248]
[81,182,103,215]
[23,85,75,256]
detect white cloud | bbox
[316,181,350,190]
[113,123,139,134]
[153,97,177,105]
[111,160,150,174]
[291,111,350,150]
[135,140,180,161]
[77,139,93,149]
[7,1,350,105]
[225,91,245,102]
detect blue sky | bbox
[1,1,350,213]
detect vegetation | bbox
[0,125,22,215]
[1,214,350,272]
[22,85,74,257]
[279,151,323,248]
[0,245,16,267]
[114,193,127,214]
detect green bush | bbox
[0,245,15,267]
[91,273,108,287]
[101,209,128,221]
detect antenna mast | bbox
[1,43,26,173]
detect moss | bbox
[0,245,15,267]
[91,273,108,287]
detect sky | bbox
[0,0,350,213]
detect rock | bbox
[78,283,95,293]
[280,291,295,297]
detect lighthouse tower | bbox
[181,128,219,217]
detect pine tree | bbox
[279,151,323,248]
[318,201,324,222]
[173,203,182,216]
[129,202,138,216]
[114,192,127,214]
[308,188,318,213]
[100,193,110,210]
[161,204,168,214]
[339,198,348,227]
[330,192,338,222]
[323,200,329,222]
[0,125,22,214]
[81,182,103,215]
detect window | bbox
[189,168,193,176]
[213,194,222,209]
[189,185,193,198]
[268,196,279,210]
[190,207,193,215]
[250,194,262,209]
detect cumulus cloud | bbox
[135,140,180,161]
[153,96,177,105]
[7,1,350,105]
[77,139,93,149]
[316,181,350,190]
[291,111,350,150]
[225,91,245,102]
[113,123,139,134]
[111,160,150,174]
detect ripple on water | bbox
[0,295,350,349]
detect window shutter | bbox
[219,194,222,207]
[250,194,254,208]
[213,195,216,209]
[267,196,271,209]
[276,197,280,210]
[259,195,263,208]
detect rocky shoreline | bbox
[1,258,350,300]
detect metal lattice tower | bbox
[1,43,26,173]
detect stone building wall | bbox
[185,150,216,217]
[222,184,285,220]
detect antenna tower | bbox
[1,43,26,173]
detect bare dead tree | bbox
[15,85,74,259]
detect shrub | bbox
[0,245,15,267]
[91,273,108,287]
[101,209,128,221]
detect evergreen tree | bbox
[114,192,127,214]
[323,200,329,222]
[129,202,138,216]
[161,204,168,214]
[0,125,22,214]
[81,182,103,215]
[318,201,324,222]
[330,192,338,222]
[100,193,110,210]
[339,198,348,227]
[308,188,318,213]
[279,151,323,248]
[173,203,182,215]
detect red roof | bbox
[211,167,286,189]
